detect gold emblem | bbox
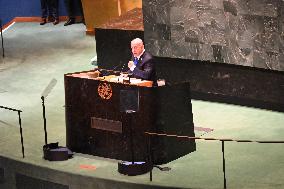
[98,83,112,100]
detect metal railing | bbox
[145,132,284,189]
[0,105,24,158]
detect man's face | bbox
[131,43,144,57]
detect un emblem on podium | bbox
[98,83,112,100]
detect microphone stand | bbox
[41,96,48,145]
[127,110,135,164]
[117,93,152,176]
[41,95,72,161]
[0,19,4,58]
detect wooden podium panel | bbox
[81,0,142,34]
[119,0,142,14]
[65,70,196,164]
[81,0,119,34]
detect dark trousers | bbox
[64,0,83,19]
[41,0,59,19]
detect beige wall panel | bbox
[81,0,119,33]
[120,0,142,14]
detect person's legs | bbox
[40,0,48,25]
[46,0,54,22]
[78,0,84,23]
[50,0,59,25]
[64,0,75,26]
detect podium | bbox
[64,70,196,164]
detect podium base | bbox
[118,161,153,176]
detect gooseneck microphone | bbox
[120,61,128,73]
[98,62,122,76]
[112,61,123,71]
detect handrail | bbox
[0,105,24,158]
[145,131,284,189]
[0,105,22,112]
[145,132,284,143]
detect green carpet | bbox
[0,22,284,189]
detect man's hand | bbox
[128,61,134,69]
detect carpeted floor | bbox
[0,22,284,189]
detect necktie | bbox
[134,57,138,66]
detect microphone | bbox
[98,61,124,76]
[112,61,123,71]
[120,61,128,73]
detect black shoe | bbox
[64,19,75,26]
[40,18,47,25]
[48,16,55,22]
[53,19,59,25]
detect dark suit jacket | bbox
[129,51,157,83]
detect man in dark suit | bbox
[40,0,59,25]
[127,38,156,83]
[64,0,84,26]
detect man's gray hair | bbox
[131,38,143,45]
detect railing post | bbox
[222,140,226,189]
[147,135,153,181]
[0,19,4,58]
[18,111,25,158]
